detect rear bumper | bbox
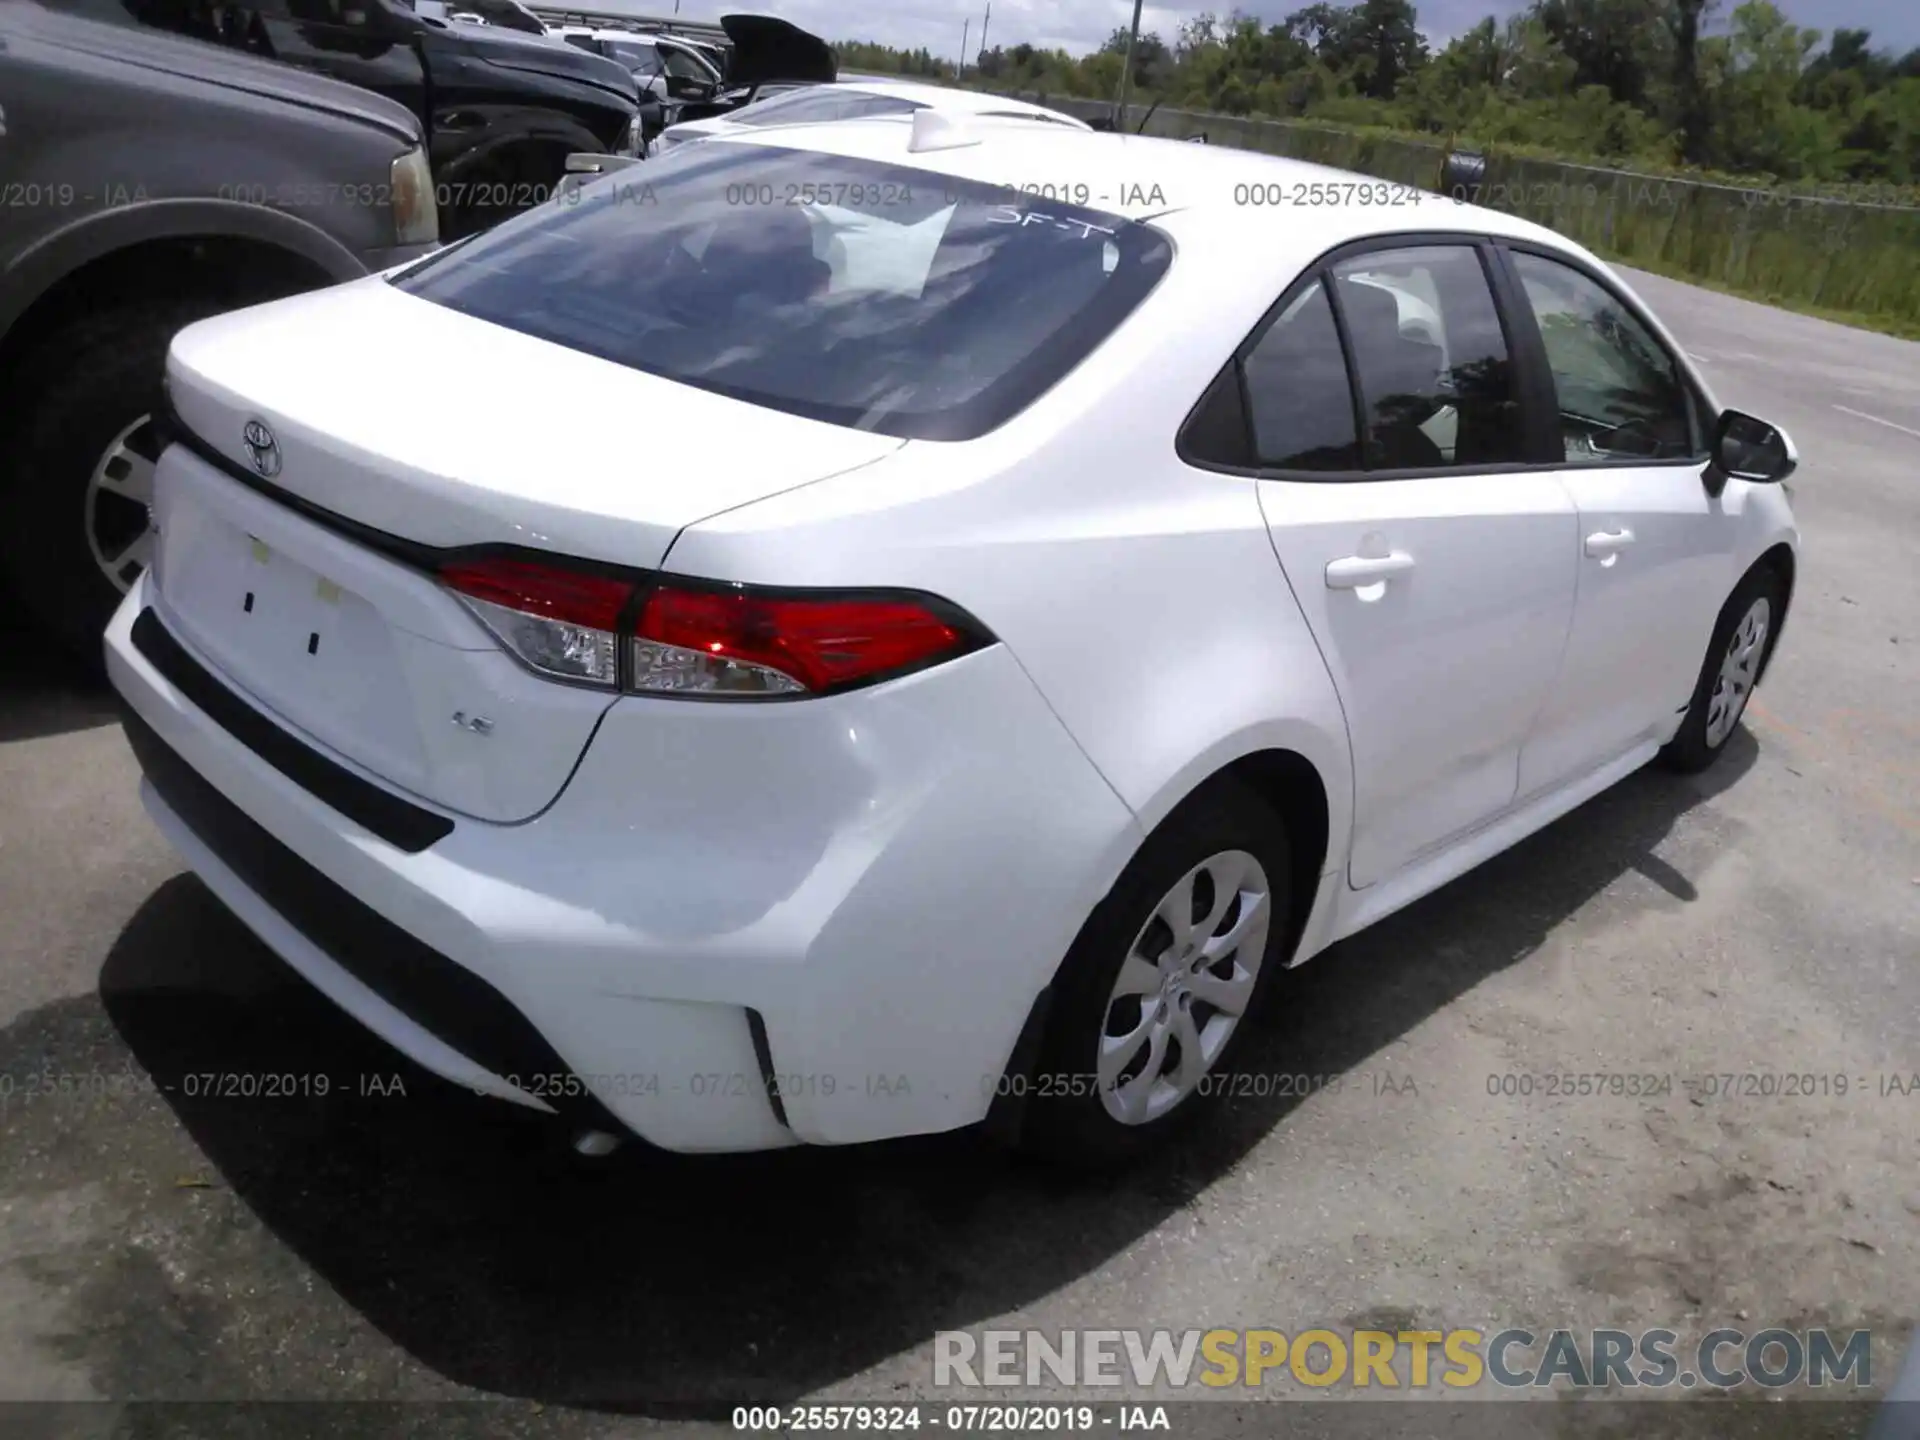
[106,578,1140,1153]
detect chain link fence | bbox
[994,92,1920,330]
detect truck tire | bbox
[0,297,226,668]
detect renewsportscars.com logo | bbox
[933,1327,1873,1392]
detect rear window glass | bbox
[392,143,1171,441]
[729,90,925,127]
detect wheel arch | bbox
[0,216,351,386]
[1750,540,1796,685]
[984,734,1341,1143]
[1201,747,1332,968]
[431,126,596,237]
[431,112,608,186]
[983,738,1339,1150]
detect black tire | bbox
[0,297,228,668]
[1018,779,1293,1168]
[1658,564,1786,775]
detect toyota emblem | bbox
[242,419,281,478]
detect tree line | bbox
[833,0,1920,190]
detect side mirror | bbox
[1708,409,1798,488]
[1186,132,1209,143]
[664,74,714,101]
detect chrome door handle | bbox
[1584,527,1635,557]
[1325,551,1415,589]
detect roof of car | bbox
[664,79,1090,139]
[715,117,1584,256]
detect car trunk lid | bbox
[154,278,904,825]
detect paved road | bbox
[0,268,1914,1438]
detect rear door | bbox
[1219,239,1579,889]
[1497,245,1732,798]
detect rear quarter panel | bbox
[665,213,1357,903]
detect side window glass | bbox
[604,40,662,75]
[1241,280,1361,471]
[1510,252,1697,462]
[661,47,711,81]
[1330,245,1526,470]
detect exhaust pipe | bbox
[572,1129,622,1158]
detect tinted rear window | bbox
[728,90,926,126]
[391,143,1171,441]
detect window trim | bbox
[1175,229,1720,485]
[1489,239,1715,470]
[1177,230,1558,483]
[1318,265,1372,471]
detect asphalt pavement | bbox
[0,266,1914,1439]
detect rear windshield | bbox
[727,89,926,127]
[391,143,1172,441]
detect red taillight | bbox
[439,558,986,698]
[439,557,633,631]
[632,585,971,696]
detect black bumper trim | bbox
[121,704,628,1137]
[744,1007,791,1132]
[130,607,453,854]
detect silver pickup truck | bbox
[0,0,439,661]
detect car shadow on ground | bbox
[0,596,117,743]
[88,732,1759,1413]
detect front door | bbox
[1499,246,1734,798]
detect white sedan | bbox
[106,111,1800,1165]
[646,77,1091,156]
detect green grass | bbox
[1597,247,1920,342]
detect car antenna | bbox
[1135,97,1160,134]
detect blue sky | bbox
[610,0,1920,63]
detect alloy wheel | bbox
[85,412,160,592]
[1097,849,1272,1126]
[1704,596,1771,748]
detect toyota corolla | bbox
[105,112,1800,1165]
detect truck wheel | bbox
[0,298,223,667]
